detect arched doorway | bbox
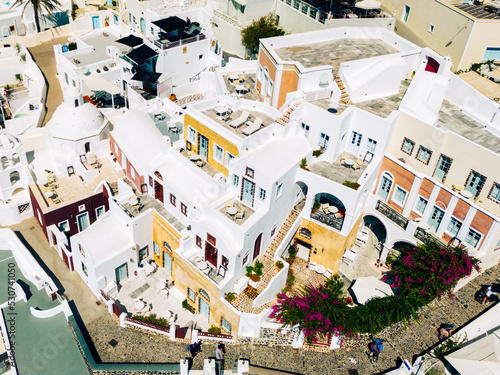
[154,171,163,203]
[392,241,415,253]
[294,181,308,210]
[363,215,387,245]
[253,233,263,260]
[311,193,346,231]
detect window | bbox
[199,289,210,301]
[221,255,229,269]
[402,4,411,23]
[77,212,89,232]
[214,144,224,164]
[488,183,500,203]
[153,241,160,256]
[183,46,187,54]
[401,138,415,155]
[199,54,203,60]
[367,138,377,153]
[129,13,131,21]
[188,288,195,301]
[9,25,15,32]
[196,236,202,248]
[259,188,266,201]
[464,228,482,248]
[276,183,283,198]
[465,170,486,198]
[242,252,249,266]
[301,123,310,138]
[181,203,187,216]
[483,47,500,61]
[139,246,148,262]
[271,225,277,237]
[207,233,216,246]
[415,196,428,215]
[170,194,176,206]
[58,220,70,232]
[392,186,407,206]
[149,176,153,187]
[319,132,329,150]
[246,167,254,178]
[81,262,88,276]
[78,204,86,212]
[446,218,462,236]
[416,146,432,165]
[428,24,435,33]
[64,73,68,85]
[133,16,136,22]
[72,79,76,87]
[79,244,85,257]
[378,173,393,201]
[232,174,239,187]
[221,317,231,333]
[226,152,234,167]
[130,167,135,179]
[96,206,105,218]
[163,241,172,253]
[188,126,197,144]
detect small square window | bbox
[464,228,482,248]
[81,262,88,276]
[153,241,160,256]
[416,146,432,165]
[188,126,197,144]
[428,24,435,33]
[246,167,254,179]
[226,152,234,168]
[170,194,176,206]
[392,186,407,206]
[9,25,15,32]
[78,204,85,212]
[221,255,229,269]
[276,183,283,198]
[58,220,70,232]
[259,188,266,201]
[414,196,428,215]
[214,144,224,164]
[232,174,239,187]
[488,182,500,204]
[199,54,203,60]
[401,138,415,155]
[242,252,249,266]
[196,235,202,248]
[139,246,148,262]
[188,288,195,301]
[221,317,231,333]
[181,203,187,216]
[446,217,462,236]
[96,206,105,218]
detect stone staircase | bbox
[276,102,302,126]
[230,208,301,313]
[334,74,353,105]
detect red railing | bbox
[198,332,233,340]
[100,290,110,301]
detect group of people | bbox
[187,341,225,375]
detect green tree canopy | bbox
[241,14,285,56]
[11,0,62,33]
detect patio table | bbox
[226,207,237,216]
[328,206,339,214]
[344,159,355,169]
[134,300,146,310]
[190,154,200,161]
[156,280,167,290]
[314,264,326,274]
[197,261,208,270]
[229,74,239,82]
[45,190,55,198]
[235,85,246,94]
[215,106,228,116]
[460,190,473,199]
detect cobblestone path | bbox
[85,265,500,375]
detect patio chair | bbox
[229,110,249,128]
[225,202,234,210]
[324,268,333,278]
[235,210,244,220]
[340,154,349,164]
[308,261,317,270]
[352,159,362,170]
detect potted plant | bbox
[225,292,236,302]
[275,260,284,270]
[169,93,177,101]
[182,299,195,314]
[104,17,109,27]
[249,273,261,288]
[300,158,308,170]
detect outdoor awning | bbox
[232,0,247,6]
[82,74,122,95]
[446,334,500,375]
[355,0,381,10]
[116,35,144,48]
[126,44,157,65]
[152,16,189,33]
[131,70,162,84]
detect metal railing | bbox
[414,227,448,248]
[375,200,409,230]
[281,0,329,24]
[153,33,206,51]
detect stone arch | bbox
[311,192,346,231]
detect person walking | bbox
[482,285,499,304]
[438,323,454,339]
[369,338,384,362]
[215,343,224,375]
[187,341,201,369]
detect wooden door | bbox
[205,242,218,267]
[154,180,164,203]
[253,233,263,260]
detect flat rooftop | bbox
[274,38,400,71]
[308,153,368,185]
[0,248,89,375]
[69,32,127,67]
[354,80,409,117]
[458,71,500,101]
[437,99,500,153]
[31,156,125,213]
[121,193,186,232]
[452,2,500,20]
[201,107,276,139]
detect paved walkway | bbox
[27,36,68,126]
[8,219,500,374]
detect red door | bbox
[205,243,218,267]
[154,181,164,203]
[253,233,262,260]
[425,57,440,73]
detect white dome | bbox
[47,102,105,141]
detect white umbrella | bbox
[446,334,500,375]
[355,0,381,10]
[351,276,393,304]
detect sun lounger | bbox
[229,110,249,128]
[242,117,263,136]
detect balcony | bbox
[153,33,206,51]
[414,227,448,248]
[375,200,408,230]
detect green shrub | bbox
[300,158,307,169]
[275,260,284,269]
[68,42,77,51]
[182,299,195,313]
[207,325,221,334]
[112,0,117,5]
[312,149,322,157]
[132,314,169,327]
[342,180,360,190]
[312,201,320,210]
[245,265,253,277]
[225,292,236,302]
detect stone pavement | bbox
[8,219,500,374]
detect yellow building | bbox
[152,211,181,274]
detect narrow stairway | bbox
[334,74,353,105]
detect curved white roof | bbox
[0,133,21,153]
[47,102,106,141]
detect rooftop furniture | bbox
[235,210,244,220]
[340,154,349,165]
[226,206,237,216]
[242,118,263,136]
[324,268,333,278]
[308,261,317,270]
[225,202,234,210]
[229,110,249,128]
[315,264,326,274]
[352,159,363,170]
[344,158,355,169]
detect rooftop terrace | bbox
[355,80,409,117]
[201,106,276,139]
[452,2,500,20]
[274,38,399,71]
[437,99,500,153]
[31,156,125,213]
[120,193,186,232]
[308,153,369,185]
[69,32,126,67]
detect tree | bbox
[11,0,62,33]
[241,14,285,56]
